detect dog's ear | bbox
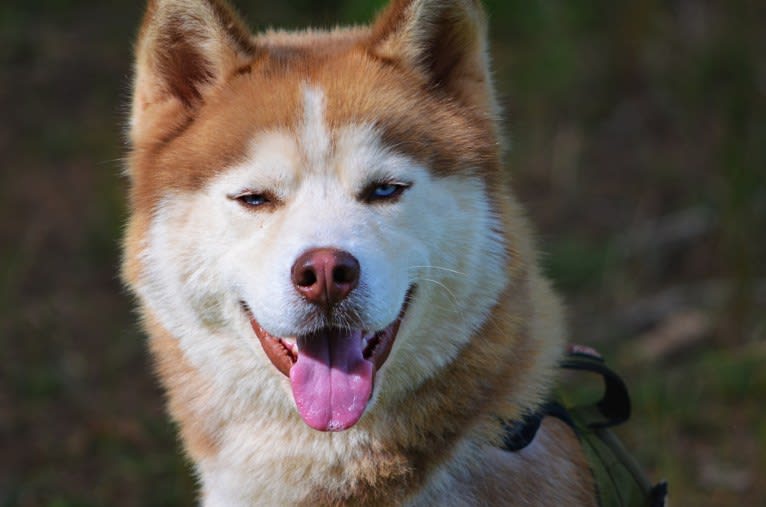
[369,0,497,115]
[130,0,255,144]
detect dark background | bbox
[1,0,764,505]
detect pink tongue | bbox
[289,329,374,431]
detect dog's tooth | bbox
[279,337,298,352]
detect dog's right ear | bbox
[369,0,497,117]
[130,0,255,146]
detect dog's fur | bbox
[123,0,597,505]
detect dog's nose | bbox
[291,248,360,309]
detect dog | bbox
[123,0,600,504]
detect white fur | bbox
[300,85,331,171]
[135,86,509,504]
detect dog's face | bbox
[125,0,509,432]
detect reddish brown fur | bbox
[147,314,223,458]
[129,1,500,214]
[130,48,499,206]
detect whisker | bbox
[408,265,467,276]
[413,277,461,310]
[97,156,130,166]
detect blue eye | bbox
[374,184,399,198]
[365,181,411,203]
[230,191,274,209]
[240,194,268,206]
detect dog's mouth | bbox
[243,288,413,432]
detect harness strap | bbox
[498,347,669,507]
[560,348,631,429]
[499,402,573,452]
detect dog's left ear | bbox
[369,0,497,115]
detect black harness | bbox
[499,347,668,507]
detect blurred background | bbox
[1,0,764,505]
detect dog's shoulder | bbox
[410,417,596,507]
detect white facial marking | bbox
[300,85,331,172]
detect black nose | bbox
[291,248,360,309]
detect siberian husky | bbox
[123,0,597,504]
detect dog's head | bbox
[125,0,510,431]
